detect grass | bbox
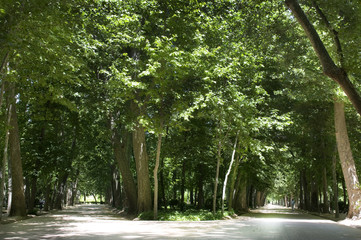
[138,209,236,221]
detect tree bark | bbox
[234,170,248,213]
[285,0,361,116]
[302,169,310,211]
[212,137,222,214]
[334,101,361,218]
[228,154,241,211]
[322,167,329,213]
[110,164,122,208]
[299,171,304,209]
[332,148,340,218]
[54,174,68,210]
[112,128,138,213]
[153,131,162,219]
[131,101,152,213]
[8,84,26,217]
[0,51,9,74]
[0,94,12,220]
[180,157,186,211]
[197,164,205,209]
[222,132,238,213]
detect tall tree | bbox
[8,84,26,217]
[334,101,361,218]
[285,0,361,116]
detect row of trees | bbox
[1,0,361,220]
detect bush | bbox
[137,209,236,221]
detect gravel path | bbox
[1,204,361,239]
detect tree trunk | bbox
[256,191,262,208]
[334,101,361,218]
[44,182,51,211]
[112,128,138,213]
[299,171,304,209]
[197,164,205,209]
[110,164,122,208]
[322,167,329,213]
[0,96,12,220]
[7,167,12,214]
[54,174,68,210]
[302,169,310,211]
[153,132,162,219]
[332,148,340,218]
[180,157,186,211]
[310,180,319,212]
[222,132,238,213]
[8,84,26,217]
[131,101,152,213]
[160,156,167,209]
[228,155,241,211]
[27,176,37,213]
[234,170,248,213]
[69,170,79,206]
[212,137,222,214]
[285,0,361,116]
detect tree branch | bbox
[311,1,344,68]
[285,0,361,116]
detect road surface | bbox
[0,204,361,239]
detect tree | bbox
[285,0,361,116]
[334,101,361,218]
[8,83,26,217]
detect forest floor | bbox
[1,204,361,239]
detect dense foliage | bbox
[1,0,361,219]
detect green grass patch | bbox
[138,209,236,221]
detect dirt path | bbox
[1,204,361,239]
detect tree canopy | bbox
[1,0,361,220]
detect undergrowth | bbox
[138,209,236,221]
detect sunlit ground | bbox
[1,204,361,240]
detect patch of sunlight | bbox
[255,218,333,224]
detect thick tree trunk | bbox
[310,180,319,212]
[8,85,26,217]
[256,191,262,208]
[153,132,162,219]
[54,174,68,210]
[112,129,137,213]
[334,101,361,218]
[302,169,310,211]
[131,102,152,213]
[132,124,152,213]
[234,171,248,213]
[285,0,361,116]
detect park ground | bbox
[1,204,361,239]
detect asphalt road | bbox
[0,204,360,240]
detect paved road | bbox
[0,204,361,239]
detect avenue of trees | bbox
[1,0,361,220]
